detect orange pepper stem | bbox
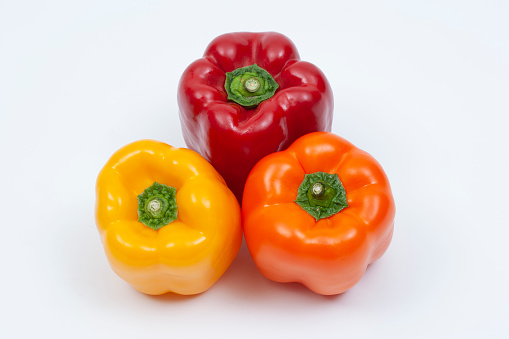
[311,182,326,197]
[295,172,349,221]
[137,182,178,230]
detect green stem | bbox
[137,182,177,230]
[311,182,325,197]
[225,64,279,107]
[295,172,349,221]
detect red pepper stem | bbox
[244,77,261,93]
[224,64,279,107]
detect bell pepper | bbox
[242,132,395,295]
[178,31,334,201]
[95,140,242,295]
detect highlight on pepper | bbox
[242,132,396,295]
[95,140,243,295]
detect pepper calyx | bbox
[137,182,178,230]
[295,172,349,221]
[225,64,279,107]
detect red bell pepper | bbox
[178,32,333,201]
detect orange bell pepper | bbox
[95,140,242,295]
[242,132,395,295]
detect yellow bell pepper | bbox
[95,140,242,295]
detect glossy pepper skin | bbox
[178,32,333,202]
[95,140,242,295]
[242,132,395,295]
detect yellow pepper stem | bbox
[137,182,178,230]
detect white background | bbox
[1,0,508,338]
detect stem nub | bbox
[311,182,325,197]
[244,78,261,93]
[147,199,161,213]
